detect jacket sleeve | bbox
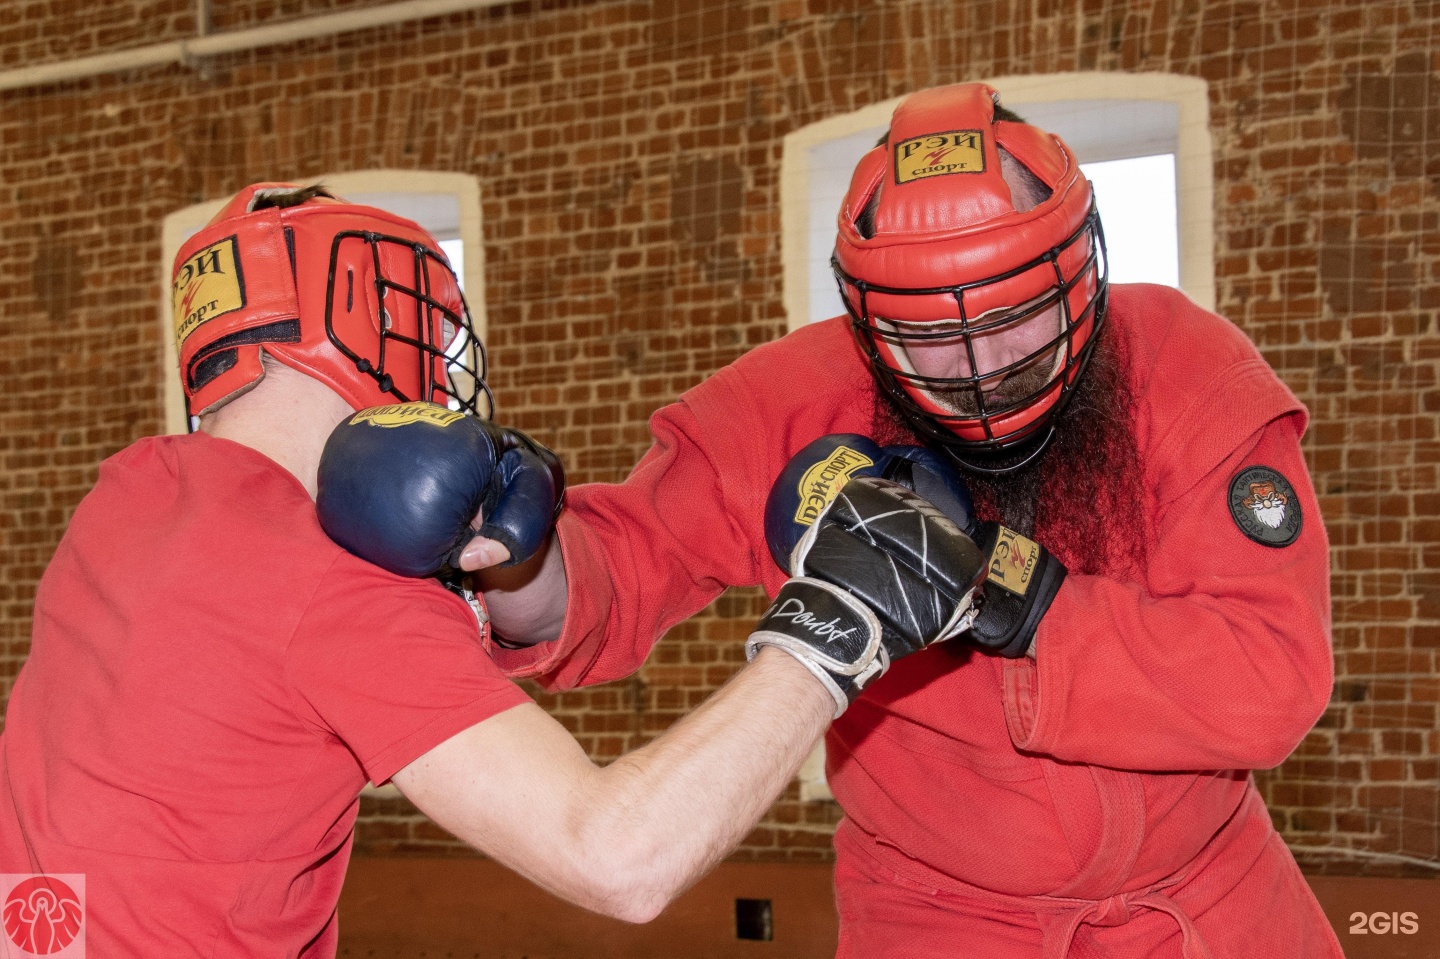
[1002,367,1334,771]
[483,363,775,690]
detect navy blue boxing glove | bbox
[879,444,1066,659]
[763,434,888,572]
[316,402,565,580]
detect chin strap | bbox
[938,425,1056,476]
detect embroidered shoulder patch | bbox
[1228,466,1302,547]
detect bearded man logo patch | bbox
[1228,466,1302,547]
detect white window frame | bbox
[779,72,1214,333]
[158,170,486,434]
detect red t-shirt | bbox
[0,433,529,957]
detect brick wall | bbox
[0,0,1435,875]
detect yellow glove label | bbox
[793,447,875,525]
[988,527,1039,597]
[351,403,463,429]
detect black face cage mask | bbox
[836,207,1109,475]
[325,231,492,418]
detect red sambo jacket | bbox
[488,285,1341,958]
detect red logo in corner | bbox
[2,875,84,957]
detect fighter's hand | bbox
[879,444,1066,659]
[316,402,565,579]
[749,473,987,717]
[763,434,1065,659]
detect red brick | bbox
[0,0,1435,872]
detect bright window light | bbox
[806,128,885,323]
[786,84,1212,330]
[800,144,1182,324]
[439,239,465,291]
[1081,154,1179,288]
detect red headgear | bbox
[172,183,488,418]
[832,83,1108,472]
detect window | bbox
[159,170,485,433]
[779,74,1213,800]
[781,73,1213,331]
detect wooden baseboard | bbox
[338,857,1439,958]
[337,858,839,959]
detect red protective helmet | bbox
[832,83,1108,473]
[172,183,488,418]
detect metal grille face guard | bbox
[839,207,1109,473]
[324,231,492,418]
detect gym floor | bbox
[336,858,1440,958]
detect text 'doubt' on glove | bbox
[748,474,987,716]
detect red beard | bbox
[871,322,1147,579]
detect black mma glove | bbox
[748,475,987,716]
[315,402,565,581]
[880,444,1066,659]
[763,433,1065,660]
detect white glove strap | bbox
[745,577,886,718]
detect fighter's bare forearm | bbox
[567,648,831,919]
[472,532,568,646]
[393,648,831,923]
[401,476,979,921]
